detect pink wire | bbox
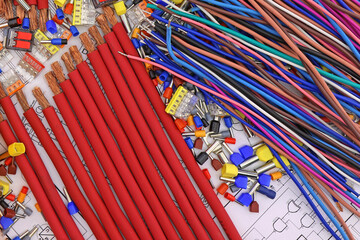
[116,53,360,208]
[173,16,350,191]
[305,0,360,46]
[180,17,344,124]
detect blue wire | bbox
[272,150,344,240]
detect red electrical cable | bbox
[86,44,208,239]
[0,96,81,240]
[58,79,140,240]
[67,68,163,240]
[42,106,123,240]
[75,59,186,240]
[112,22,242,240]
[23,107,106,240]
[37,0,47,9]
[52,92,130,240]
[103,32,223,240]
[0,119,68,240]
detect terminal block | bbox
[165,86,198,119]
[73,0,96,26]
[4,29,34,52]
[16,53,45,80]
[0,42,13,68]
[0,69,24,96]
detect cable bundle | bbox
[109,1,360,239]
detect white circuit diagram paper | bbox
[0,8,359,240]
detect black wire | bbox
[154,25,360,170]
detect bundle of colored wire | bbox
[109,0,360,239]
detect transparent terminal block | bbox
[91,0,115,8]
[73,0,96,26]
[16,53,45,81]
[0,69,24,96]
[208,102,227,116]
[32,30,59,63]
[174,92,198,119]
[125,2,148,30]
[0,43,14,68]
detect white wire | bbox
[175,50,360,187]
[266,0,351,51]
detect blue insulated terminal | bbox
[56,8,65,20]
[224,116,233,128]
[159,71,169,83]
[239,145,254,159]
[132,38,140,49]
[184,137,194,150]
[193,116,203,128]
[22,17,30,29]
[234,175,248,189]
[230,153,244,166]
[258,174,271,187]
[237,193,252,207]
[257,185,276,199]
[70,26,79,37]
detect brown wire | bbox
[302,170,355,240]
[252,0,360,141]
[176,19,349,133]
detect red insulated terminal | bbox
[64,0,74,15]
[217,182,229,195]
[224,192,236,202]
[52,15,64,25]
[4,157,12,166]
[174,118,187,131]
[202,169,215,189]
[5,194,15,201]
[163,87,173,100]
[224,137,236,144]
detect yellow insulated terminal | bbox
[221,163,238,178]
[8,142,25,156]
[114,1,127,16]
[165,86,188,115]
[0,180,10,195]
[172,0,184,4]
[54,0,67,7]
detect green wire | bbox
[147,4,360,89]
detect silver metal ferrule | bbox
[39,40,52,44]
[255,162,276,175]
[0,22,9,29]
[237,169,258,179]
[16,0,31,11]
[64,187,72,203]
[28,226,39,237]
[238,155,259,169]
[16,201,26,210]
[220,176,235,183]
[205,140,221,154]
[62,21,71,30]
[222,142,233,155]
[248,182,260,195]
[217,151,229,164]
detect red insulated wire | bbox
[0,120,68,240]
[25,0,37,6]
[42,106,123,240]
[52,92,131,240]
[37,0,47,9]
[0,96,81,240]
[67,69,163,240]
[75,60,185,240]
[23,108,106,240]
[58,80,140,240]
[104,32,222,239]
[87,45,208,240]
[112,22,242,240]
